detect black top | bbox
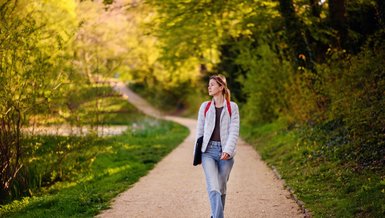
[210,106,223,141]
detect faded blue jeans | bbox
[202,140,234,218]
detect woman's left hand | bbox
[220,152,230,160]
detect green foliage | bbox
[1,0,385,215]
[284,68,328,125]
[74,0,143,81]
[52,84,143,126]
[143,0,285,112]
[2,84,141,202]
[1,0,193,204]
[148,0,385,171]
[0,0,77,198]
[242,120,385,217]
[285,30,385,168]
[238,1,385,216]
[0,79,189,212]
[129,78,204,115]
[306,32,385,167]
[0,119,189,217]
[237,43,292,125]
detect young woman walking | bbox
[194,74,240,218]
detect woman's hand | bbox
[220,152,230,160]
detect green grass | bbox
[31,84,141,125]
[241,120,385,218]
[77,96,145,125]
[0,85,189,217]
[128,83,205,118]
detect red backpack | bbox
[204,100,232,117]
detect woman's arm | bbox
[195,102,207,140]
[193,102,207,154]
[223,102,240,157]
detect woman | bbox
[194,74,240,218]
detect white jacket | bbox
[194,99,240,158]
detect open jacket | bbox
[194,99,240,158]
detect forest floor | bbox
[96,80,304,218]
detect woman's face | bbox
[208,79,223,96]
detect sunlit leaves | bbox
[0,0,78,197]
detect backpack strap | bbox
[204,101,211,117]
[226,100,232,117]
[204,100,232,117]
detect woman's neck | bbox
[213,94,225,108]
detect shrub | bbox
[238,43,291,125]
[300,31,385,168]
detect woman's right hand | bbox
[220,152,230,160]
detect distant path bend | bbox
[97,81,303,218]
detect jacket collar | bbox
[209,98,229,119]
[210,98,228,107]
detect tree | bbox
[278,0,314,71]
[328,0,347,48]
[309,0,321,17]
[377,0,385,25]
[0,0,77,200]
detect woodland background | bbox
[0,0,384,217]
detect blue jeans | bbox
[202,140,234,218]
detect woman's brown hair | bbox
[209,74,231,102]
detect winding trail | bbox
[97,81,303,218]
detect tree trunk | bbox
[376,0,385,26]
[278,0,314,72]
[328,0,347,48]
[309,0,321,17]
[0,111,23,201]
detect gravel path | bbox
[96,81,303,218]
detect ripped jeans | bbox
[202,140,234,218]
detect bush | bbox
[299,31,385,168]
[238,43,291,125]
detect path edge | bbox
[271,165,312,218]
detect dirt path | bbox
[97,81,303,218]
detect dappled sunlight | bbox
[0,195,56,215]
[121,144,141,150]
[48,179,89,192]
[152,144,164,149]
[102,165,132,177]
[22,125,128,137]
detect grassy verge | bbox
[128,83,205,118]
[30,84,144,125]
[241,120,385,217]
[0,85,189,217]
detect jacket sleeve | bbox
[223,102,240,157]
[193,102,207,154]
